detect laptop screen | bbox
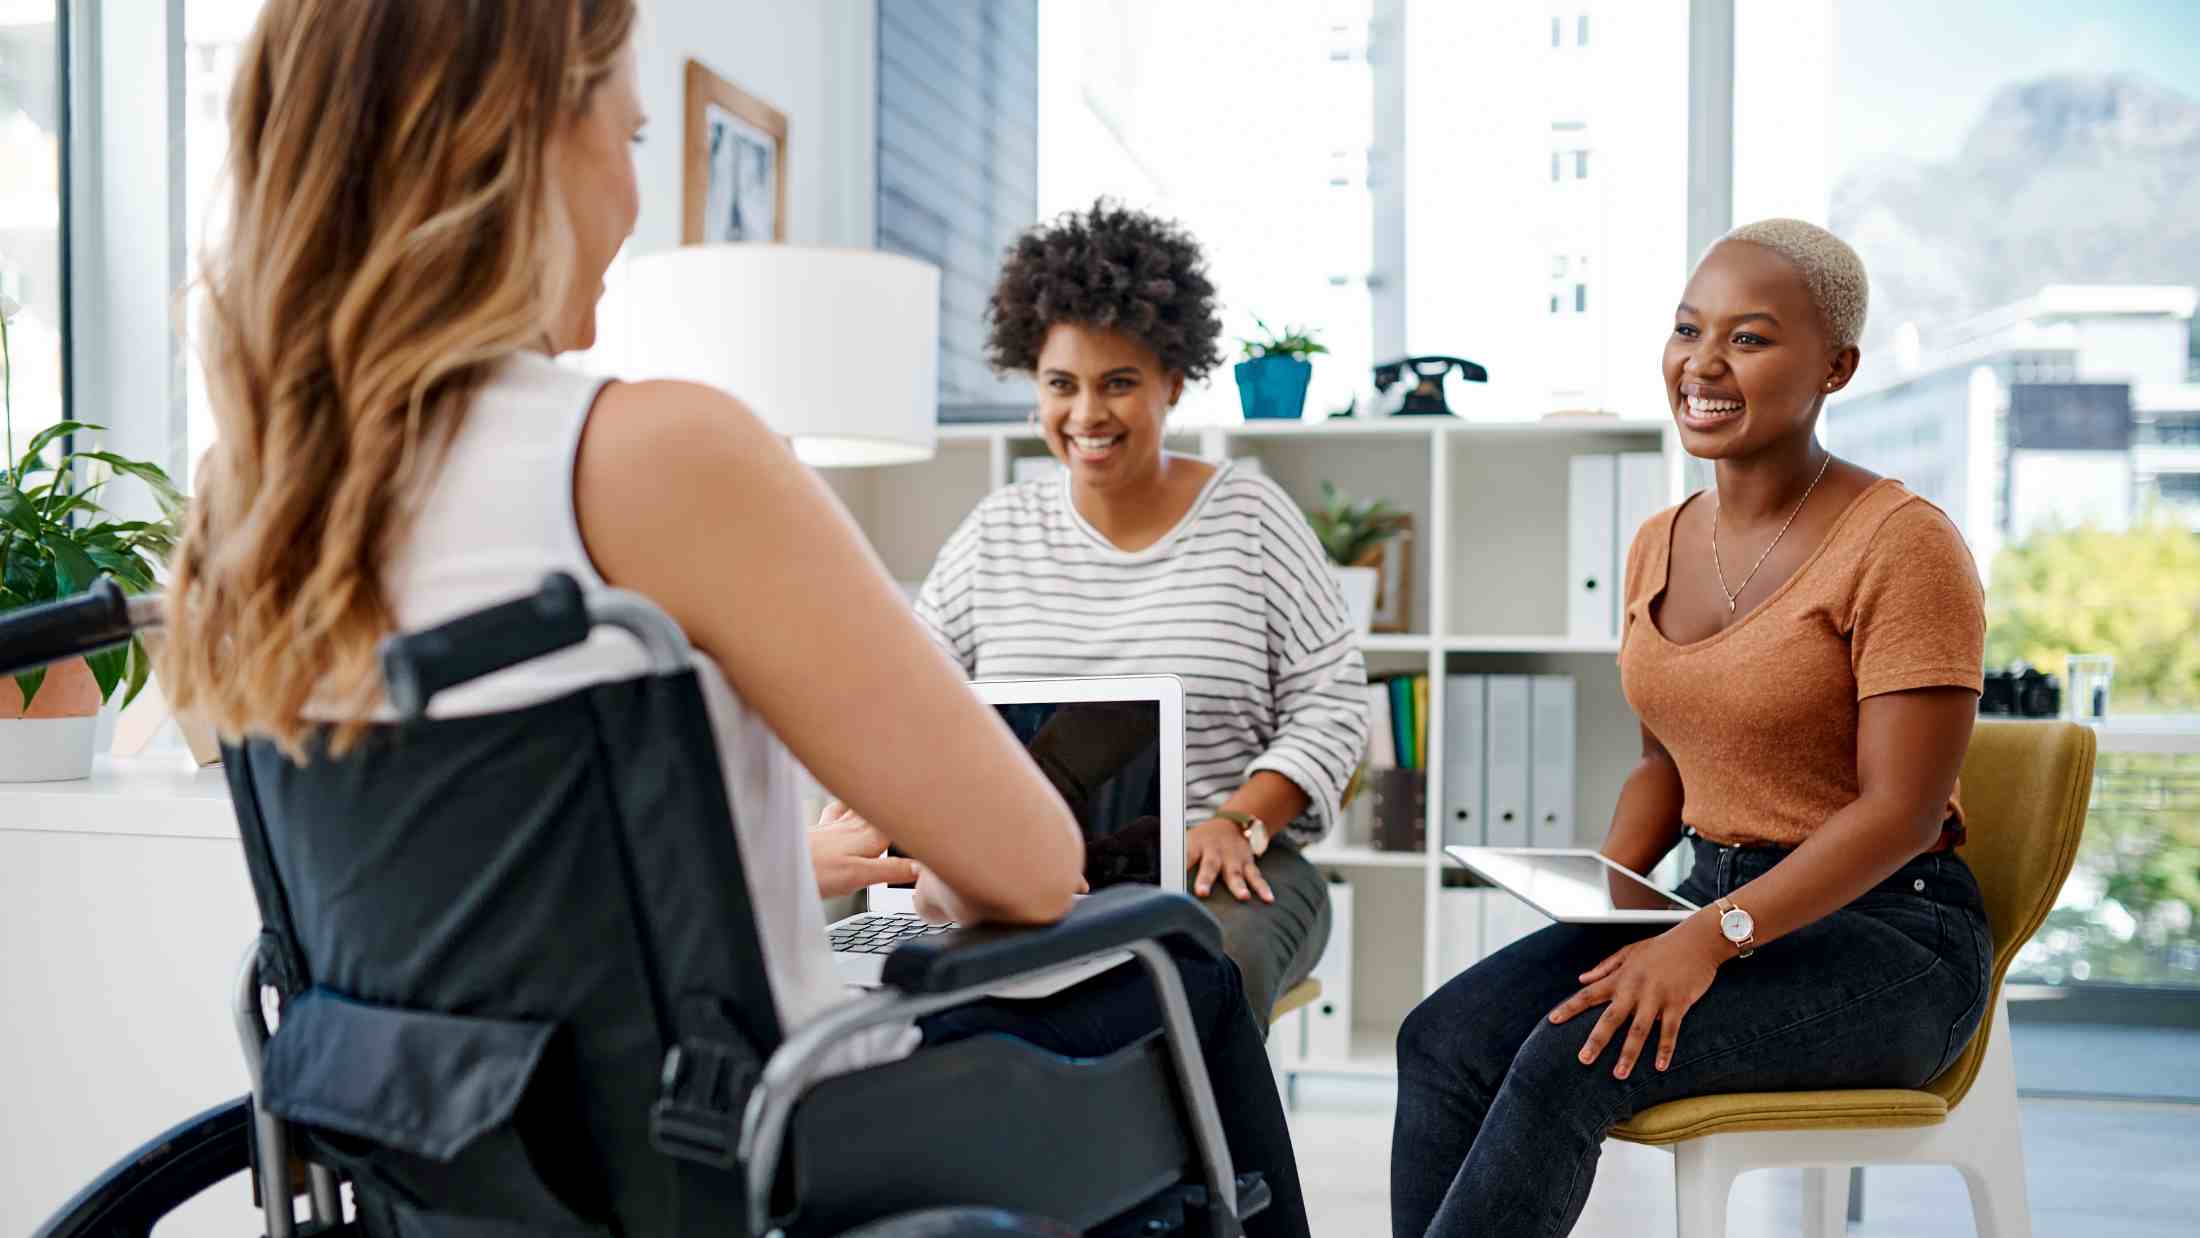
[885,698,1165,893]
[994,699,1164,891]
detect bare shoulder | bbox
[584,379,773,457]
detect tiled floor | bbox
[1288,1082,2200,1236]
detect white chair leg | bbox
[1802,1165,1847,1238]
[1673,1139,1738,1238]
[1950,996,2033,1238]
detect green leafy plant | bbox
[1238,315,1329,363]
[0,291,180,711]
[1304,481,1407,567]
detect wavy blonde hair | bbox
[161,0,636,755]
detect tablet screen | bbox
[1453,850,1695,918]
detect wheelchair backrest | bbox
[224,582,783,1235]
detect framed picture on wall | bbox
[683,59,787,244]
[1369,515,1415,634]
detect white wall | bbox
[627,0,877,256]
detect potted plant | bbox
[1234,316,1327,421]
[0,291,180,781]
[1305,481,1408,637]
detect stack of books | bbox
[1362,673,1428,771]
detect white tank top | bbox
[380,350,910,1074]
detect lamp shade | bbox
[591,245,940,467]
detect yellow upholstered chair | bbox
[1271,977,1324,1023]
[1609,720,2097,1238]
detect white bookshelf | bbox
[835,413,1685,1080]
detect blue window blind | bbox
[876,0,1039,422]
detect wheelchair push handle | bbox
[0,578,144,679]
[380,573,591,720]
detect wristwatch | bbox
[1713,896,1756,958]
[1212,810,1271,856]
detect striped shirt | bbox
[916,461,1371,847]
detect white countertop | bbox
[2090,715,2200,756]
[0,756,237,839]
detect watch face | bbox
[1720,907,1754,942]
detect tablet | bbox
[1443,846,1700,924]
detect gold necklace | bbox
[1711,453,1832,614]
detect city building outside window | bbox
[1781,0,2200,1006]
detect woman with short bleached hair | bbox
[1390,219,1993,1237]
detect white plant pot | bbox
[0,715,99,782]
[1331,565,1379,638]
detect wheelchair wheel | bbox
[35,1097,254,1238]
[837,1207,1076,1237]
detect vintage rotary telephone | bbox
[1371,355,1489,416]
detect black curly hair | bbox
[985,199,1224,382]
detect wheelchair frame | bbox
[19,579,1251,1238]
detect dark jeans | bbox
[920,939,1311,1238]
[1391,835,1992,1238]
[1202,840,1334,1033]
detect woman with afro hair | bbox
[915,201,1371,1028]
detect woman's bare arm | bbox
[574,380,1084,924]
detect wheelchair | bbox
[15,575,1270,1238]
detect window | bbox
[182,1,268,478]
[1573,283,1585,313]
[2149,415,2200,447]
[0,3,64,460]
[1551,16,1561,48]
[1405,4,1687,415]
[1577,14,1589,46]
[1789,0,2200,1010]
[1040,1,1374,419]
[1548,294,1559,314]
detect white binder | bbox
[1529,675,1576,848]
[1363,681,1397,768]
[1436,886,1487,986]
[1567,454,1618,640]
[1305,877,1354,1061]
[1483,675,1531,847]
[1617,451,1667,583]
[1441,674,1485,847]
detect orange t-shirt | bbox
[1618,479,1985,848]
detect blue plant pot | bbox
[1235,355,1313,421]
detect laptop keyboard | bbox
[828,914,957,955]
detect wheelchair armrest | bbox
[878,886,1221,996]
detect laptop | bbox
[828,675,1187,997]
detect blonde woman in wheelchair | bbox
[157,1,1307,1233]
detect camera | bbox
[1981,665,2061,718]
